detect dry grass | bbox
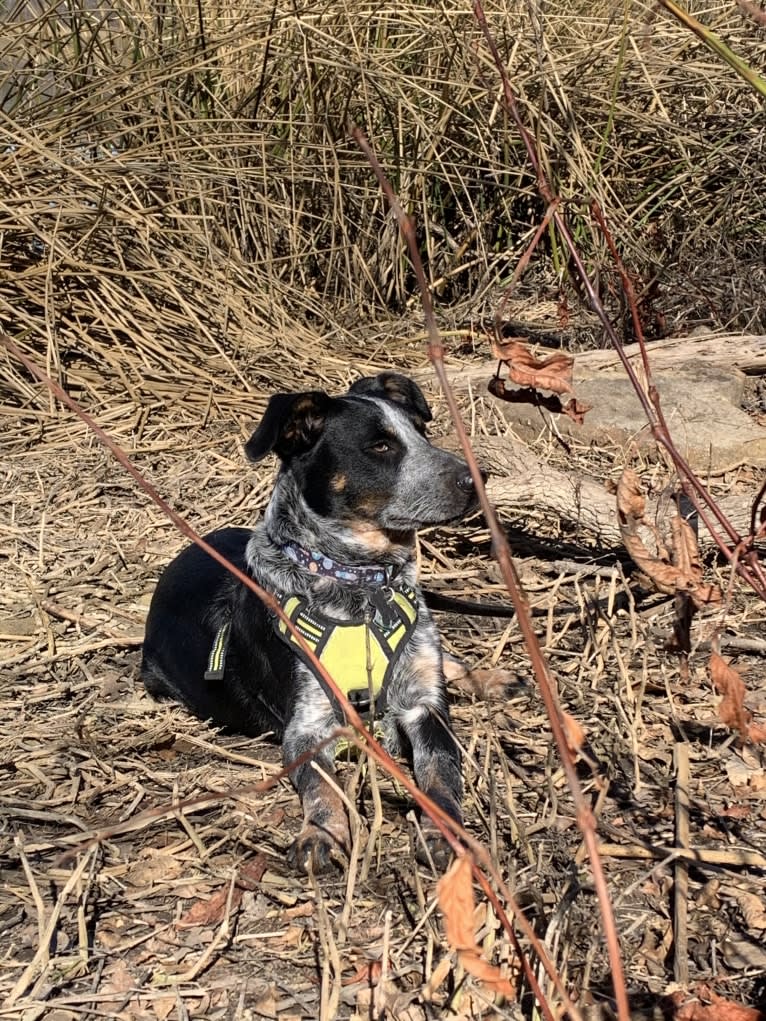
[2,1,766,437]
[2,1,766,1018]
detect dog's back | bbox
[141,526,293,736]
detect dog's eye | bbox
[368,436,402,456]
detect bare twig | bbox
[466,11,636,1017]
[494,198,560,339]
[598,843,766,870]
[673,743,690,985]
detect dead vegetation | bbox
[1,0,766,1018]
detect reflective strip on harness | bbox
[204,621,231,681]
[274,587,418,712]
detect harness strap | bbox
[204,621,231,681]
[273,586,418,717]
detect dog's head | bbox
[245,372,481,533]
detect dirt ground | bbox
[1,348,765,1020]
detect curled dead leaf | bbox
[490,338,575,396]
[487,377,590,422]
[668,983,766,1020]
[671,516,721,610]
[561,711,586,756]
[342,957,384,987]
[710,652,766,744]
[437,856,517,1001]
[562,397,592,425]
[617,469,721,608]
[616,467,646,521]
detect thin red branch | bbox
[469,5,766,999]
[589,203,766,597]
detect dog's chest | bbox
[273,584,420,713]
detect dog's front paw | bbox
[444,659,516,700]
[288,823,349,874]
[416,821,458,872]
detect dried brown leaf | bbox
[616,467,646,521]
[672,514,699,578]
[124,852,184,888]
[343,958,384,987]
[446,663,514,700]
[561,397,592,424]
[422,954,452,1000]
[617,470,721,606]
[490,338,574,395]
[672,516,721,608]
[177,884,243,929]
[283,901,314,920]
[710,652,766,744]
[710,652,749,735]
[437,856,517,1000]
[251,986,278,1019]
[562,711,586,756]
[101,958,136,996]
[669,984,766,1020]
[722,938,766,971]
[151,996,177,1021]
[177,855,266,928]
[731,890,766,931]
[488,377,557,408]
[237,853,268,890]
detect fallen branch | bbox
[476,436,758,551]
[598,842,766,870]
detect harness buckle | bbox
[369,586,399,629]
[347,687,373,714]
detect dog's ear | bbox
[348,372,433,430]
[245,391,333,462]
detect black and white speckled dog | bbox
[141,372,482,873]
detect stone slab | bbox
[496,361,766,473]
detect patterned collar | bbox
[281,540,394,587]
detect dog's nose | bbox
[456,468,488,491]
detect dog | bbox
[141,372,483,873]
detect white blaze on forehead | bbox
[356,394,426,446]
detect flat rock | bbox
[496,360,766,473]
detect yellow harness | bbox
[273,586,418,714]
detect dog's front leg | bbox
[405,702,463,868]
[392,647,463,869]
[282,680,350,874]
